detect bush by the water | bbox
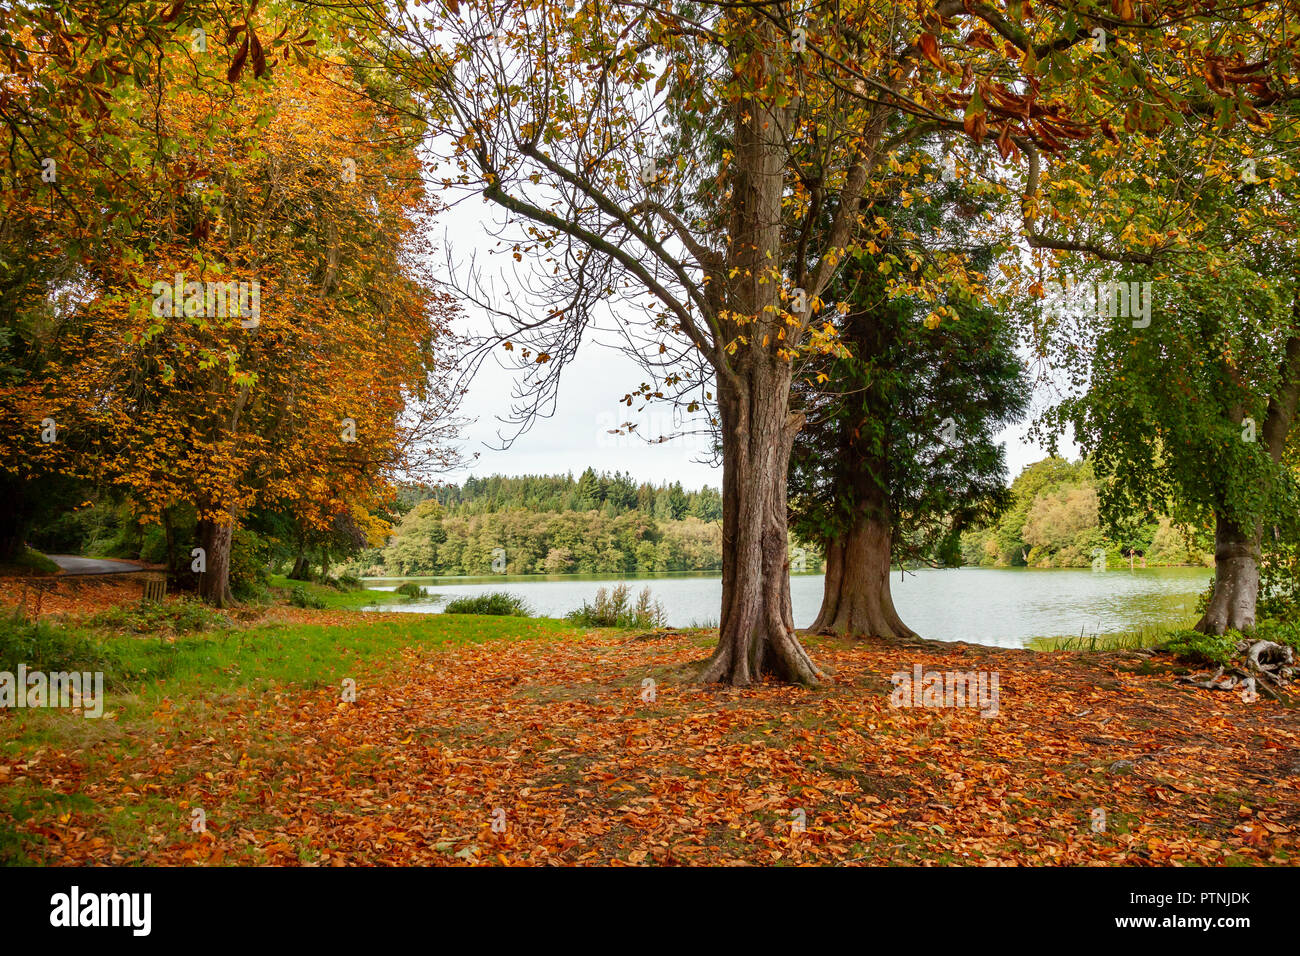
[566,585,666,629]
[1160,628,1238,666]
[395,582,427,598]
[289,586,326,610]
[442,592,531,616]
[1160,609,1300,668]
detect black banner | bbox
[0,865,1287,945]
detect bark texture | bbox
[809,495,916,639]
[700,372,823,686]
[196,518,234,607]
[699,31,822,686]
[1196,514,1263,634]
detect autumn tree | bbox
[0,0,215,560]
[110,49,458,605]
[1022,5,1300,632]
[338,0,1287,682]
[2,4,463,601]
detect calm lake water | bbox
[362,566,1212,648]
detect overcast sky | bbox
[443,330,1067,490]
[432,194,1073,491]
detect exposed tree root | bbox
[1176,640,1296,701]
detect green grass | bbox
[1030,612,1300,661]
[1158,628,1237,666]
[267,574,405,610]
[2,613,573,721]
[1027,623,1184,652]
[0,548,61,576]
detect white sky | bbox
[444,330,1062,490]
[433,194,1073,491]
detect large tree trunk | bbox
[1195,513,1261,634]
[809,494,916,639]
[700,371,824,686]
[196,517,234,607]
[697,18,822,687]
[288,548,311,581]
[0,475,32,562]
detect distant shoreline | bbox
[362,564,1214,583]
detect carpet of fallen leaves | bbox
[0,575,153,619]
[7,623,1299,866]
[0,574,354,629]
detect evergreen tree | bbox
[790,166,1027,637]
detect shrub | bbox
[0,611,117,676]
[138,523,170,565]
[394,581,426,598]
[1253,615,1300,652]
[566,584,665,629]
[86,599,229,635]
[229,529,271,601]
[442,592,531,616]
[288,586,326,610]
[1160,628,1237,666]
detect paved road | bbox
[47,555,145,575]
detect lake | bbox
[361,566,1212,648]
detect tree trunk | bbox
[196,518,234,607]
[809,496,916,639]
[700,369,824,687]
[697,19,822,687]
[0,512,26,563]
[0,476,32,562]
[1195,512,1261,634]
[289,544,310,581]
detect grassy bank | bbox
[0,548,60,577]
[1026,622,1188,652]
[267,574,410,610]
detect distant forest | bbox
[347,459,1212,578]
[960,458,1211,569]
[412,469,721,522]
[346,469,725,577]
